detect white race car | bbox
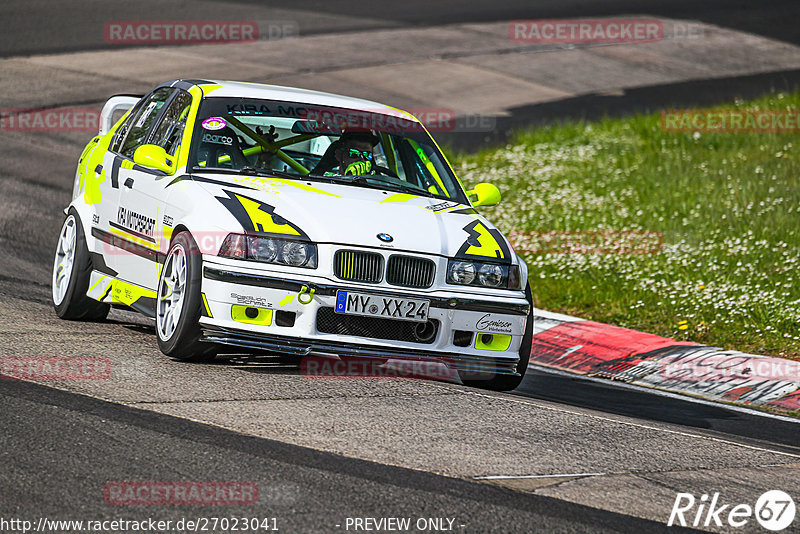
[52,79,532,390]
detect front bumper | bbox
[201,326,521,375]
[199,259,530,376]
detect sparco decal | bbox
[116,207,156,238]
[202,133,233,145]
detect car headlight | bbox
[281,241,309,266]
[219,234,317,268]
[448,261,476,285]
[447,260,521,289]
[248,236,278,263]
[477,263,504,287]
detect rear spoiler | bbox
[99,94,142,135]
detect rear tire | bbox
[156,231,216,361]
[52,210,110,321]
[458,282,533,391]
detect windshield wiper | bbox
[191,166,239,174]
[239,167,305,180]
[348,175,434,198]
[191,165,309,181]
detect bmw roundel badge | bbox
[377,233,393,243]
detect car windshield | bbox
[188,97,468,203]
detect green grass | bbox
[453,91,800,359]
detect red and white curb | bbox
[530,310,800,415]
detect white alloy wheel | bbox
[157,243,187,341]
[52,215,78,305]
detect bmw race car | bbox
[52,79,532,390]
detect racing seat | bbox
[197,127,248,169]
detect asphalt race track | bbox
[1,0,798,57]
[2,378,684,533]
[2,128,799,530]
[1,2,800,533]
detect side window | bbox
[396,138,451,197]
[110,99,146,153]
[118,87,174,159]
[380,135,407,181]
[150,90,193,157]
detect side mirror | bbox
[133,144,172,173]
[467,182,502,207]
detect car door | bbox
[80,92,147,266]
[102,87,175,289]
[114,88,195,291]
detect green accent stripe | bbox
[201,293,213,318]
[88,275,109,292]
[380,193,417,203]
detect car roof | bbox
[160,79,419,122]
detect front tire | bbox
[156,231,215,361]
[458,282,533,391]
[52,210,110,321]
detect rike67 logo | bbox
[668,490,796,531]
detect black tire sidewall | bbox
[459,282,533,391]
[516,282,534,372]
[53,209,94,318]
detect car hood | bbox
[188,172,516,264]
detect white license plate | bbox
[335,291,430,322]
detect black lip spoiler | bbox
[200,325,522,376]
